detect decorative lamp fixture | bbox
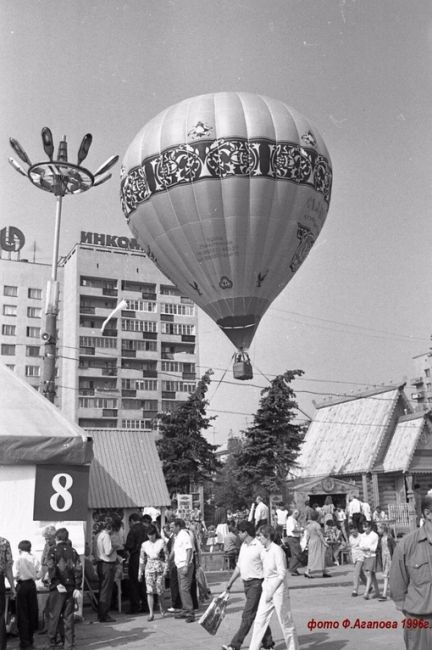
[8,128,119,402]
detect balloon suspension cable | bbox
[209,359,231,401]
[254,363,313,422]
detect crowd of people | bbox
[1,491,432,650]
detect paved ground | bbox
[7,566,407,649]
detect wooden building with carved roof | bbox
[286,384,432,525]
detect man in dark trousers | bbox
[222,521,273,650]
[46,528,82,650]
[166,521,182,612]
[389,494,432,650]
[125,513,148,614]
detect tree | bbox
[213,435,249,510]
[156,370,221,495]
[235,369,307,501]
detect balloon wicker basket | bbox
[233,359,253,381]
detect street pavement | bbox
[7,566,407,649]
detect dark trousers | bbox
[0,579,6,650]
[285,537,303,572]
[47,590,74,650]
[230,578,273,650]
[97,561,116,621]
[177,564,194,615]
[352,513,364,532]
[403,613,432,650]
[16,579,38,649]
[168,563,182,609]
[128,554,147,612]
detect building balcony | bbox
[411,376,424,386]
[411,391,425,401]
[102,288,118,297]
[182,372,196,380]
[143,370,157,378]
[121,349,136,358]
[121,389,137,397]
[102,409,118,417]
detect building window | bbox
[1,344,15,356]
[27,306,42,318]
[126,299,157,313]
[121,339,157,352]
[28,288,42,300]
[160,322,195,336]
[79,336,117,349]
[25,365,40,377]
[26,326,41,338]
[121,419,153,430]
[26,345,40,357]
[3,305,17,316]
[121,319,157,333]
[160,303,194,316]
[3,286,18,297]
[162,380,195,393]
[159,285,179,296]
[135,379,158,391]
[425,368,430,378]
[5,364,15,371]
[2,324,16,336]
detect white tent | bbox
[0,363,93,557]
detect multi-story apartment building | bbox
[0,256,62,397]
[410,350,432,408]
[0,231,199,428]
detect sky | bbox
[1,0,432,446]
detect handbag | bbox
[198,591,229,635]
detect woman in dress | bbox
[138,524,167,620]
[303,510,331,578]
[248,525,299,650]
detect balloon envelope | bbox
[120,92,332,350]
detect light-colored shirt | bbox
[236,538,265,581]
[254,502,269,525]
[359,530,379,557]
[285,516,302,537]
[276,508,288,526]
[348,498,362,516]
[14,552,41,581]
[96,530,116,563]
[361,502,371,522]
[261,542,287,582]
[173,529,192,568]
[349,535,365,563]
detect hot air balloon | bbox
[120,92,332,379]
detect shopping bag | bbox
[198,591,229,635]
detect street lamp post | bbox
[9,128,119,403]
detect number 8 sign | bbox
[33,465,90,521]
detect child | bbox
[377,523,395,601]
[348,526,366,597]
[206,525,217,553]
[14,540,41,650]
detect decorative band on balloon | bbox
[120,137,332,217]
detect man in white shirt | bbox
[254,496,269,529]
[275,504,289,537]
[347,495,363,531]
[95,517,117,623]
[285,510,304,576]
[222,521,273,650]
[173,519,195,623]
